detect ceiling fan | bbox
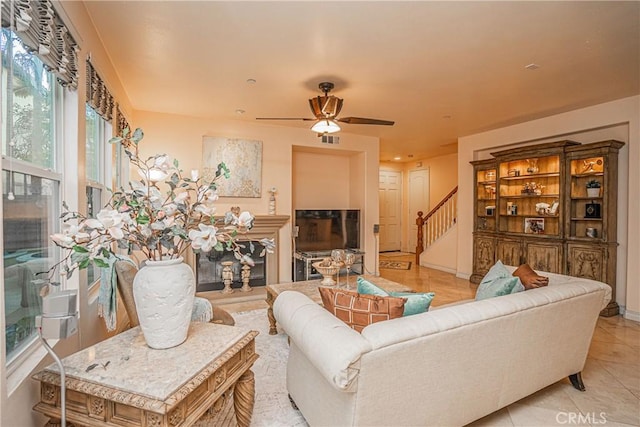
[256,82,395,134]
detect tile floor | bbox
[204,252,640,426]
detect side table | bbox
[33,322,258,427]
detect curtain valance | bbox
[1,0,79,89]
[115,104,130,137]
[86,60,114,121]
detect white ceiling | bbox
[82,1,639,161]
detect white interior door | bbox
[408,169,429,253]
[379,171,402,252]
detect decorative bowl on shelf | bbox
[312,260,343,286]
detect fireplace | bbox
[196,241,267,291]
[192,215,289,291]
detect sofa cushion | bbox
[357,277,434,316]
[319,287,405,332]
[513,264,549,290]
[476,260,524,300]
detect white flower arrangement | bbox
[47,128,274,281]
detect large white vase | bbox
[132,257,195,349]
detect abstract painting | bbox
[202,136,262,197]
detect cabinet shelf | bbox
[478,180,496,185]
[571,196,603,201]
[567,236,604,243]
[500,194,559,199]
[571,217,603,222]
[478,197,496,201]
[499,214,559,219]
[572,172,604,178]
[500,172,559,181]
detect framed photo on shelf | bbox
[524,218,545,234]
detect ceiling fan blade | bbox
[337,117,395,126]
[255,117,316,121]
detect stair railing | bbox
[415,186,458,264]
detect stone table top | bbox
[34,322,258,407]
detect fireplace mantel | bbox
[241,215,289,285]
[244,215,290,237]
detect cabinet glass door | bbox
[476,168,497,231]
[569,156,604,240]
[498,155,561,236]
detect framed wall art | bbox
[524,217,545,234]
[202,136,262,197]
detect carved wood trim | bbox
[33,331,258,415]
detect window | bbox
[85,105,112,286]
[2,28,62,359]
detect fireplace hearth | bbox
[196,242,266,291]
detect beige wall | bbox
[293,150,352,209]
[457,96,639,321]
[133,111,380,278]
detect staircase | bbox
[415,186,458,265]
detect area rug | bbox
[379,260,412,270]
[193,309,308,426]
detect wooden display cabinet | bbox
[469,139,624,316]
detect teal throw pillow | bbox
[357,277,434,316]
[475,260,524,301]
[389,291,435,316]
[357,277,388,296]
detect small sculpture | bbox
[240,262,252,292]
[221,261,234,294]
[268,187,277,215]
[582,158,603,172]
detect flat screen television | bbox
[295,209,360,253]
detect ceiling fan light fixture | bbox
[311,119,341,134]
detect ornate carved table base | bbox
[33,323,258,427]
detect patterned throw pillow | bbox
[318,287,405,332]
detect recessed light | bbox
[442,115,452,119]
[393,156,402,161]
[246,78,257,84]
[525,63,540,70]
[235,109,245,115]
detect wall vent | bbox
[321,135,340,145]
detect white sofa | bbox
[273,270,611,427]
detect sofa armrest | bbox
[273,290,372,390]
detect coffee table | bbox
[266,274,412,335]
[33,322,258,427]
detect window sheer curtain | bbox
[0,0,79,89]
